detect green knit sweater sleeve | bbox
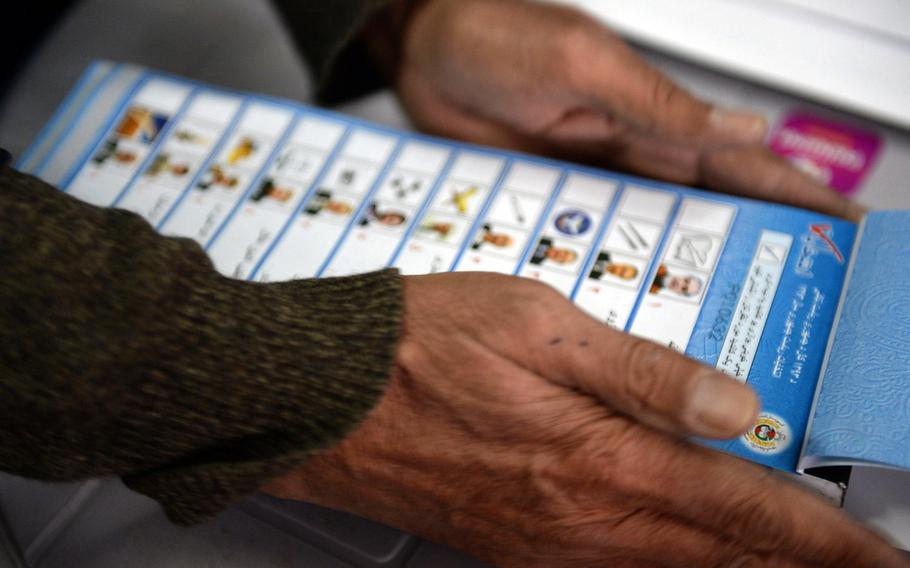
[0,165,402,524]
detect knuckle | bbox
[512,277,570,325]
[697,148,729,187]
[593,421,656,497]
[552,10,606,89]
[646,74,688,124]
[553,6,598,55]
[395,339,421,369]
[516,273,562,300]
[617,338,672,413]
[556,24,591,70]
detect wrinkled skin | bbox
[267,2,894,566]
[267,273,905,567]
[394,0,865,221]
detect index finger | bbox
[525,304,759,440]
[566,22,767,146]
[628,435,907,567]
[700,145,868,222]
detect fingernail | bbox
[709,108,768,144]
[688,372,759,437]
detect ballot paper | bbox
[18,61,910,478]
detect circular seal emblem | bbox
[742,413,790,454]
[554,209,592,236]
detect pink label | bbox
[769,112,882,196]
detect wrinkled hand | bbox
[393,0,864,221]
[265,273,903,567]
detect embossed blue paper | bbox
[18,63,903,474]
[805,211,910,470]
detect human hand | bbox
[265,273,903,567]
[391,0,864,221]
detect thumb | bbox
[568,22,767,146]
[539,316,760,439]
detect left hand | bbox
[392,0,864,221]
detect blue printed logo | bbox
[554,209,592,236]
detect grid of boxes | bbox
[393,153,506,275]
[574,186,677,329]
[205,116,348,279]
[516,173,617,296]
[453,162,562,274]
[629,197,737,351]
[116,92,243,225]
[155,103,295,245]
[67,78,193,207]
[319,141,453,278]
[251,128,399,282]
[60,77,740,355]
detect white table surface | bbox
[552,0,910,130]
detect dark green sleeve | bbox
[0,166,402,525]
[270,0,405,104]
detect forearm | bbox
[0,166,402,524]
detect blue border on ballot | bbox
[32,62,860,472]
[244,125,357,280]
[199,113,300,249]
[18,61,111,173]
[569,181,627,301]
[155,98,251,231]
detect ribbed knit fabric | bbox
[0,166,402,524]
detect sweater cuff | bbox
[0,166,404,525]
[122,268,403,525]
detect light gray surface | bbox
[0,0,311,158]
[26,479,350,568]
[0,475,89,563]
[21,62,143,186]
[239,496,419,567]
[14,61,112,175]
[845,468,910,551]
[1,0,908,567]
[0,0,414,162]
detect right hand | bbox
[266,273,905,567]
[393,0,866,221]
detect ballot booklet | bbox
[18,61,910,479]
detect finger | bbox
[494,118,702,184]
[568,23,767,146]
[531,310,759,439]
[551,128,867,223]
[622,434,908,567]
[595,128,702,185]
[401,54,864,224]
[590,507,793,568]
[700,145,867,221]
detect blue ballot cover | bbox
[18,62,910,475]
